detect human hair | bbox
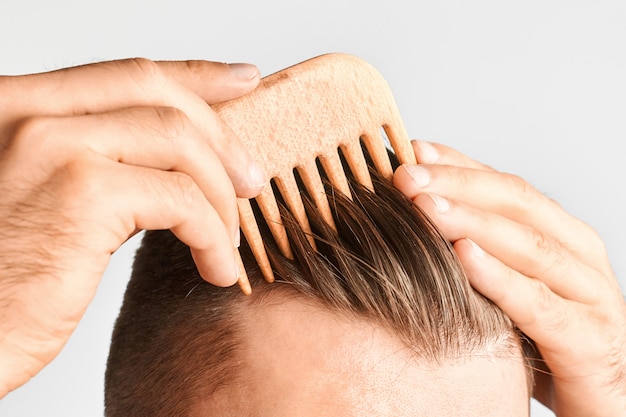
[104,149,530,417]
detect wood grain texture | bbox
[213,53,415,292]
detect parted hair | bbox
[104,150,528,417]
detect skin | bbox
[0,59,265,397]
[195,297,530,417]
[393,140,626,417]
[0,58,624,415]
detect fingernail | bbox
[467,239,484,257]
[228,63,259,80]
[403,165,430,188]
[234,228,241,248]
[248,160,267,189]
[233,249,241,280]
[417,141,439,164]
[429,193,449,213]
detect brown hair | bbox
[104,150,528,416]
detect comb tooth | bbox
[361,130,393,180]
[212,54,416,296]
[237,199,275,283]
[382,123,416,166]
[296,163,337,232]
[340,141,374,191]
[274,173,317,250]
[319,150,352,200]
[235,249,252,294]
[256,185,294,260]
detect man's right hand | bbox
[0,58,265,397]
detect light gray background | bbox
[1,1,624,416]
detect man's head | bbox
[105,152,531,416]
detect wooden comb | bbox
[213,53,417,294]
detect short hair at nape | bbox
[104,150,529,417]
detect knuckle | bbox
[531,280,567,333]
[544,195,562,210]
[182,60,213,79]
[53,158,108,216]
[9,116,55,152]
[533,230,552,255]
[505,173,535,202]
[122,57,167,90]
[151,106,190,140]
[581,221,609,259]
[532,279,554,311]
[530,229,568,273]
[62,158,104,197]
[452,166,472,190]
[171,172,203,208]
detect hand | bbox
[393,140,626,417]
[0,58,265,397]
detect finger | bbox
[413,192,601,302]
[13,58,257,114]
[7,109,241,246]
[12,58,266,196]
[89,106,240,245]
[395,164,538,217]
[409,139,495,170]
[394,163,607,262]
[156,60,261,104]
[454,238,575,348]
[88,159,239,287]
[456,238,617,385]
